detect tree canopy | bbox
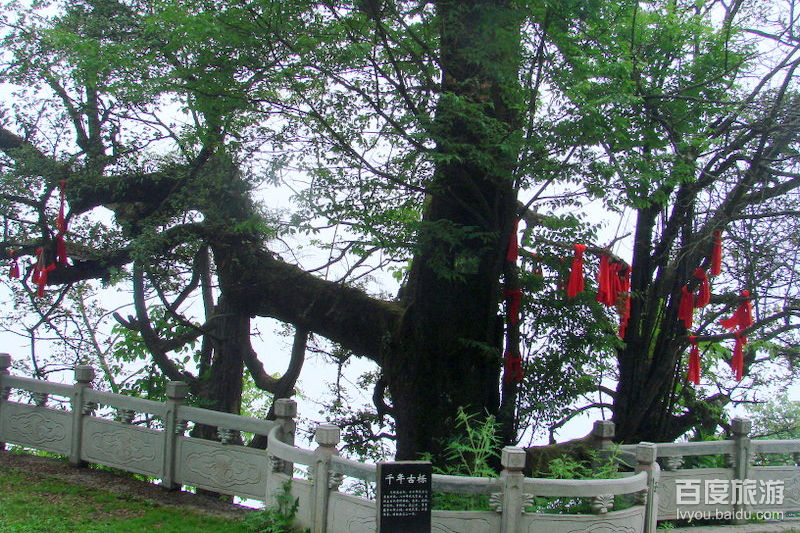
[1,0,799,462]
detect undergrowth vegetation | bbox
[0,465,244,533]
[421,408,627,513]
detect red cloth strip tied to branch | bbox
[55,179,69,265]
[33,247,56,298]
[677,286,695,329]
[8,250,19,279]
[720,290,753,331]
[596,254,614,306]
[693,268,711,308]
[731,333,746,381]
[503,349,524,384]
[687,336,701,385]
[566,244,587,298]
[710,230,723,277]
[617,266,631,339]
[504,288,522,326]
[506,218,519,263]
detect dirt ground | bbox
[0,448,252,519]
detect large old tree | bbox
[2,0,799,461]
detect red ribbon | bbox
[56,235,68,265]
[33,247,56,297]
[8,250,19,279]
[731,333,746,381]
[596,254,614,306]
[720,290,753,331]
[693,268,710,308]
[595,254,632,338]
[503,349,524,384]
[504,288,522,326]
[506,218,519,263]
[566,244,586,298]
[55,180,69,265]
[687,336,700,385]
[617,266,631,338]
[710,230,722,277]
[677,286,695,329]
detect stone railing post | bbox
[311,424,340,533]
[591,420,616,468]
[69,365,95,466]
[273,398,297,476]
[732,417,752,524]
[162,381,188,490]
[500,446,527,533]
[636,442,660,533]
[0,353,10,451]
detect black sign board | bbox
[376,460,432,533]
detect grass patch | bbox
[0,466,244,533]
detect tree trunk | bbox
[385,0,522,460]
[190,296,247,440]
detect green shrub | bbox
[421,407,501,510]
[244,481,309,533]
[530,448,630,514]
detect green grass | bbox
[0,468,245,533]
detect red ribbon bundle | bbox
[506,218,519,263]
[687,336,701,385]
[617,266,631,338]
[719,290,752,381]
[720,290,753,332]
[503,350,524,384]
[55,180,69,265]
[8,250,19,279]
[566,244,587,298]
[504,288,522,326]
[710,230,722,277]
[32,247,56,297]
[596,254,614,306]
[677,286,695,329]
[596,254,632,338]
[731,333,746,381]
[693,268,710,308]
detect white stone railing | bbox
[0,353,667,533]
[619,421,800,523]
[264,420,655,533]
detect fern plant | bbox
[533,448,627,514]
[244,481,310,533]
[421,407,501,510]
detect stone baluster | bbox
[499,447,527,533]
[0,353,10,450]
[32,391,48,407]
[311,424,340,533]
[162,381,188,491]
[636,442,660,533]
[217,427,235,444]
[662,456,684,471]
[118,409,136,424]
[70,365,95,466]
[592,420,616,450]
[732,417,752,524]
[272,398,297,476]
[591,420,616,471]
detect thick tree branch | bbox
[131,263,195,383]
[213,241,403,363]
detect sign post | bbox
[376,460,432,533]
